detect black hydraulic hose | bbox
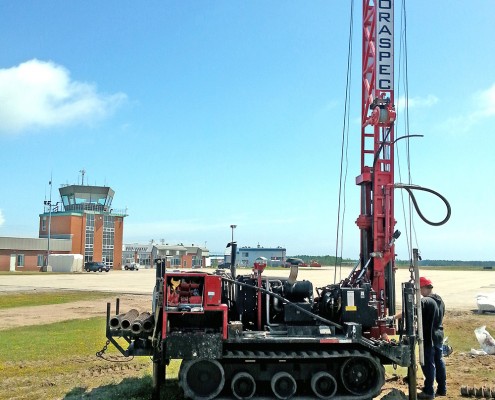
[373,133,424,169]
[394,183,451,226]
[221,276,343,330]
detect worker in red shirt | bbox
[417,276,447,399]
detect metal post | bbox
[404,281,417,400]
[46,176,53,271]
[413,248,424,366]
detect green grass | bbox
[0,317,107,364]
[0,316,182,399]
[1,292,493,399]
[0,290,112,309]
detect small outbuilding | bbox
[0,236,72,272]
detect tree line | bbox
[291,255,494,268]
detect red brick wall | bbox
[0,250,69,272]
[37,212,125,270]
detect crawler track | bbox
[179,349,384,400]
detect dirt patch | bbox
[0,293,152,331]
[380,310,495,399]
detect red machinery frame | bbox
[162,272,228,340]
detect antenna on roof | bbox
[79,169,86,185]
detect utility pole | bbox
[47,175,53,271]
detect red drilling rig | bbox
[102,1,450,399]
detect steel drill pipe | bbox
[131,311,152,334]
[142,314,155,333]
[119,309,140,331]
[109,312,127,330]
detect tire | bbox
[125,266,128,270]
[98,267,102,272]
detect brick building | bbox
[38,184,127,269]
[0,237,72,272]
[152,244,210,269]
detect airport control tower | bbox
[39,183,128,269]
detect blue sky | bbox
[0,1,493,261]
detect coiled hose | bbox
[394,183,451,226]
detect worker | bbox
[417,276,447,399]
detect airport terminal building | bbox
[38,184,127,269]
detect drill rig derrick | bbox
[355,0,399,340]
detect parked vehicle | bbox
[310,260,322,268]
[284,257,307,268]
[124,262,139,271]
[84,261,109,272]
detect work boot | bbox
[435,390,447,397]
[417,392,435,399]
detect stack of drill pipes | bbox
[120,309,140,331]
[131,311,151,334]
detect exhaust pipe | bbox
[271,371,297,399]
[311,371,337,399]
[120,309,139,331]
[231,372,256,399]
[131,312,153,335]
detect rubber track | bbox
[218,349,384,400]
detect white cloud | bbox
[473,83,495,118]
[439,82,495,134]
[0,59,126,134]
[396,94,439,113]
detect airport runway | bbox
[1,267,494,311]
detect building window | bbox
[103,215,115,268]
[242,252,249,257]
[17,254,25,267]
[41,217,46,231]
[171,257,181,267]
[37,254,44,267]
[192,256,202,268]
[85,214,95,263]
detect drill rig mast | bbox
[355,0,398,339]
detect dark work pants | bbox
[421,343,447,395]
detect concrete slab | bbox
[1,267,494,311]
